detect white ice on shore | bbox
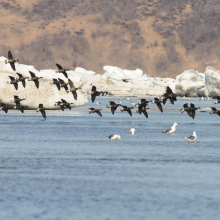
[205,66,220,98]
[0,56,88,109]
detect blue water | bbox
[1,97,220,220]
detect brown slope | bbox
[0,0,220,77]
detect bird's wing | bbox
[53,78,58,83]
[127,108,132,116]
[58,78,64,83]
[163,97,167,105]
[56,83,60,90]
[72,91,77,100]
[108,135,113,139]
[8,51,13,59]
[16,72,22,78]
[29,71,35,78]
[163,128,171,133]
[61,99,67,103]
[169,98,174,105]
[157,103,163,112]
[9,76,15,80]
[22,80,26,88]
[138,105,142,114]
[60,105,65,111]
[89,108,94,110]
[211,107,217,111]
[217,111,220,116]
[64,85,68,92]
[191,110,195,119]
[63,71,68,78]
[56,63,62,70]
[96,110,102,117]
[34,80,39,89]
[68,79,74,88]
[14,83,18,90]
[143,110,148,118]
[4,108,8,113]
[111,106,116,115]
[187,135,195,140]
[217,96,220,101]
[109,101,115,105]
[91,95,96,102]
[166,86,173,94]
[41,110,46,119]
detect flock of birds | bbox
[1,51,220,142]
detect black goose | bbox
[58,78,68,92]
[137,99,149,114]
[56,63,69,78]
[108,101,120,115]
[50,78,60,90]
[55,99,73,111]
[89,108,102,117]
[151,98,163,112]
[120,105,133,116]
[7,76,19,90]
[190,103,200,119]
[68,79,78,100]
[162,87,177,105]
[0,103,10,113]
[36,104,47,119]
[5,51,19,71]
[16,73,27,88]
[11,95,25,104]
[137,107,150,118]
[91,86,101,102]
[210,107,220,116]
[180,103,193,118]
[28,71,43,89]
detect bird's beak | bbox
[177,124,179,126]
[119,138,121,141]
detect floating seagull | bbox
[7,76,19,90]
[130,128,136,135]
[50,78,61,90]
[16,73,27,88]
[162,122,179,134]
[68,79,78,100]
[183,131,197,142]
[126,98,130,101]
[107,134,121,141]
[96,102,100,105]
[5,51,19,71]
[120,105,133,116]
[108,101,120,115]
[88,108,102,117]
[210,107,220,116]
[151,98,163,112]
[56,63,69,78]
[58,78,68,92]
[91,86,101,102]
[213,96,220,104]
[28,71,43,89]
[36,104,47,119]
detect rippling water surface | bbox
[1,97,220,220]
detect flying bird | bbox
[28,71,43,89]
[56,63,69,78]
[151,98,163,112]
[68,79,78,100]
[120,105,133,116]
[5,51,19,71]
[16,73,27,88]
[50,78,61,90]
[108,101,120,115]
[91,86,101,102]
[7,76,19,90]
[88,108,102,117]
[36,104,47,119]
[210,107,220,116]
[58,78,68,92]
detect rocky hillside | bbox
[1,0,220,77]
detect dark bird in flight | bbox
[56,63,69,78]
[88,108,102,117]
[5,51,19,71]
[16,73,27,88]
[7,76,19,90]
[28,71,43,89]
[68,79,78,100]
[50,78,61,90]
[36,104,47,119]
[91,86,101,102]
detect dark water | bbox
[1,97,220,220]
